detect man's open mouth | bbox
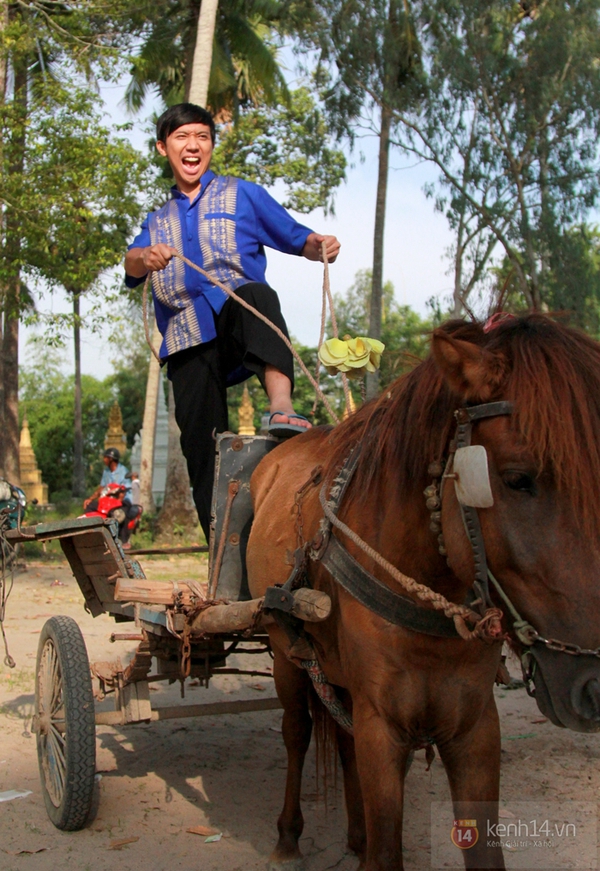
[182,157,200,168]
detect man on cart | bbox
[124,102,341,541]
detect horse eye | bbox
[502,471,536,495]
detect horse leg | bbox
[436,698,505,871]
[269,648,313,870]
[352,704,412,870]
[336,719,367,868]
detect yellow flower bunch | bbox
[318,335,385,378]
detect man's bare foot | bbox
[268,410,312,439]
[269,410,311,429]
[264,366,312,437]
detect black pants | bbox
[118,504,141,544]
[169,283,294,541]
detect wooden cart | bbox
[5,435,330,831]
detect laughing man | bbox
[124,102,341,541]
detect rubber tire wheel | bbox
[35,615,96,830]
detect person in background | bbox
[127,471,141,507]
[83,448,131,510]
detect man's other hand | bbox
[302,233,341,263]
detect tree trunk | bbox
[153,0,219,536]
[366,103,392,400]
[538,126,550,301]
[2,49,28,485]
[0,2,7,102]
[156,381,198,539]
[0,3,10,476]
[71,292,86,497]
[188,0,219,107]
[139,323,161,513]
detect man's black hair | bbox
[156,103,216,144]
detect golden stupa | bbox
[19,417,48,504]
[104,401,127,453]
[238,385,256,436]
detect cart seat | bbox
[209,433,280,602]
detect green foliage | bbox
[19,356,114,498]
[17,82,151,301]
[211,85,346,214]
[545,226,600,334]
[291,0,425,143]
[493,224,600,334]
[392,0,600,315]
[124,0,289,116]
[106,322,152,447]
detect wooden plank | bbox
[74,544,112,560]
[128,545,209,556]
[114,580,331,632]
[60,537,105,617]
[92,576,122,605]
[35,516,107,536]
[80,559,120,577]
[115,577,208,606]
[5,526,37,542]
[95,696,281,727]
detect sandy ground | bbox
[0,556,599,871]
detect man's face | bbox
[103,456,110,468]
[156,123,214,194]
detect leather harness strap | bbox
[450,402,514,612]
[320,534,460,638]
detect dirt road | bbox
[0,558,598,870]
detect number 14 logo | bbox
[451,820,479,850]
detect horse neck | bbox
[344,464,466,604]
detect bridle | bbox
[442,399,600,706]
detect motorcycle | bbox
[0,478,27,569]
[0,478,27,531]
[80,483,142,546]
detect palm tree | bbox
[124,0,289,116]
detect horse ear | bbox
[432,330,506,401]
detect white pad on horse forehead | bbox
[453,445,494,508]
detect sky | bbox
[19,72,456,380]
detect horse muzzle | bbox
[525,644,600,732]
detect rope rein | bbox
[142,247,341,424]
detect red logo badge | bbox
[451,819,479,850]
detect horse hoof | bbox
[267,859,304,871]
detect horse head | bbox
[433,316,600,732]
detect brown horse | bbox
[247,315,600,870]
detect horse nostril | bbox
[577,678,600,720]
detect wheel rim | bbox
[38,639,67,807]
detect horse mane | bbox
[326,314,600,538]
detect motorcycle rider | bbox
[83,449,139,548]
[83,448,130,509]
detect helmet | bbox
[103,448,120,462]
